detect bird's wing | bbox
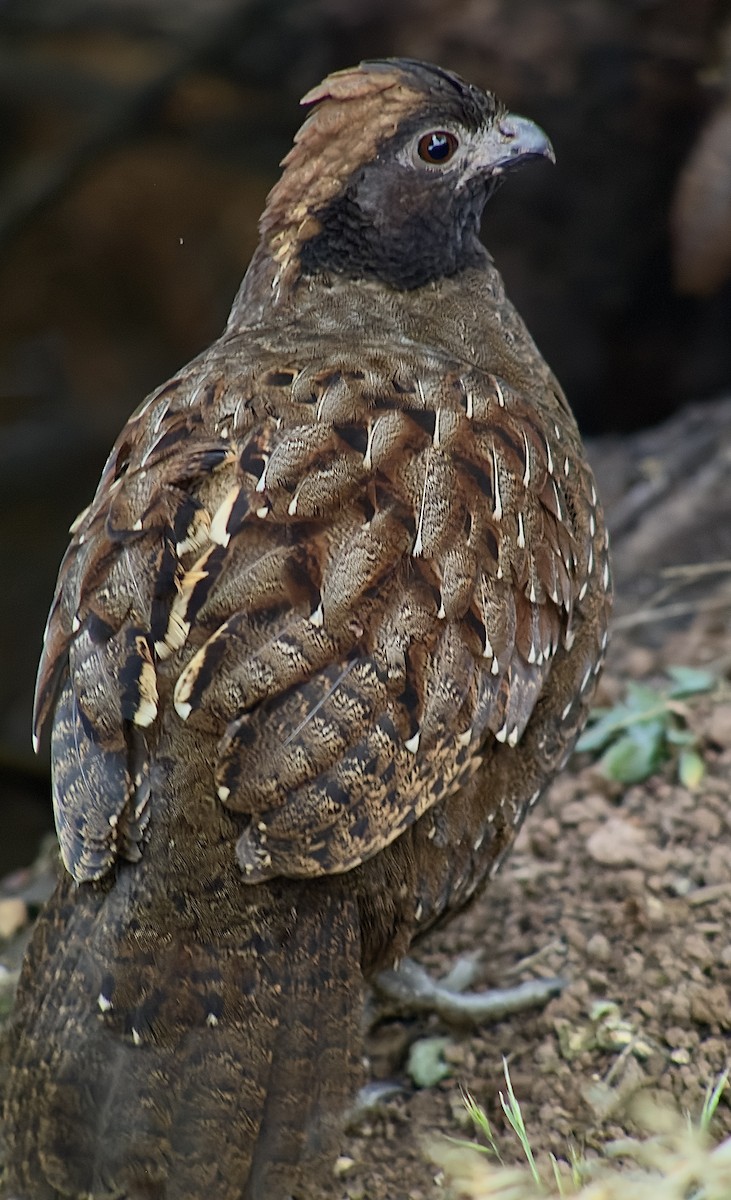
[34,333,605,884]
[33,357,236,882]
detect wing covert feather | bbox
[34,335,608,884]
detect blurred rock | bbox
[671,19,731,296]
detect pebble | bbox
[586,817,647,867]
[645,896,667,926]
[684,933,715,967]
[534,1038,558,1065]
[0,897,28,939]
[586,932,611,962]
[563,920,587,953]
[670,1047,691,1065]
[529,828,556,860]
[623,647,656,676]
[586,968,610,990]
[538,816,561,841]
[663,1026,696,1049]
[669,875,693,896]
[614,868,646,895]
[559,793,610,827]
[624,951,646,980]
[707,703,731,748]
[442,1042,467,1066]
[704,844,731,885]
[635,997,657,1019]
[693,808,723,839]
[700,1035,728,1061]
[689,983,731,1028]
[667,984,691,1022]
[448,1094,473,1130]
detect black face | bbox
[298,61,505,291]
[294,59,552,292]
[298,129,492,291]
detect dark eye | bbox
[417,130,459,165]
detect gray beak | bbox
[476,113,555,174]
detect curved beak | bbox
[476,113,555,175]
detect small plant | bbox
[699,1070,731,1135]
[431,1061,731,1199]
[575,666,715,787]
[442,1060,585,1195]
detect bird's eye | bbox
[417,130,459,165]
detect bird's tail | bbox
[2,870,362,1200]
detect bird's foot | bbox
[371,955,563,1028]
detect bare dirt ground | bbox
[1,399,730,1198]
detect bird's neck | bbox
[226,250,542,389]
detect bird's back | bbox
[2,59,610,1200]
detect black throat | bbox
[298,159,490,291]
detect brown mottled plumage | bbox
[2,59,611,1199]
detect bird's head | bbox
[259,58,554,293]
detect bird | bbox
[2,58,611,1200]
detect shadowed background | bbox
[2,0,731,868]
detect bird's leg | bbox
[349,958,563,1121]
[371,956,563,1028]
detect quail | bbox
[2,58,611,1200]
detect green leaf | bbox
[406,1037,451,1088]
[600,721,665,783]
[665,726,696,746]
[630,717,667,754]
[576,706,635,753]
[666,665,715,698]
[699,1069,730,1132]
[677,749,706,790]
[624,682,666,713]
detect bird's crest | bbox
[260,63,422,278]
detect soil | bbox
[1,401,731,1197]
